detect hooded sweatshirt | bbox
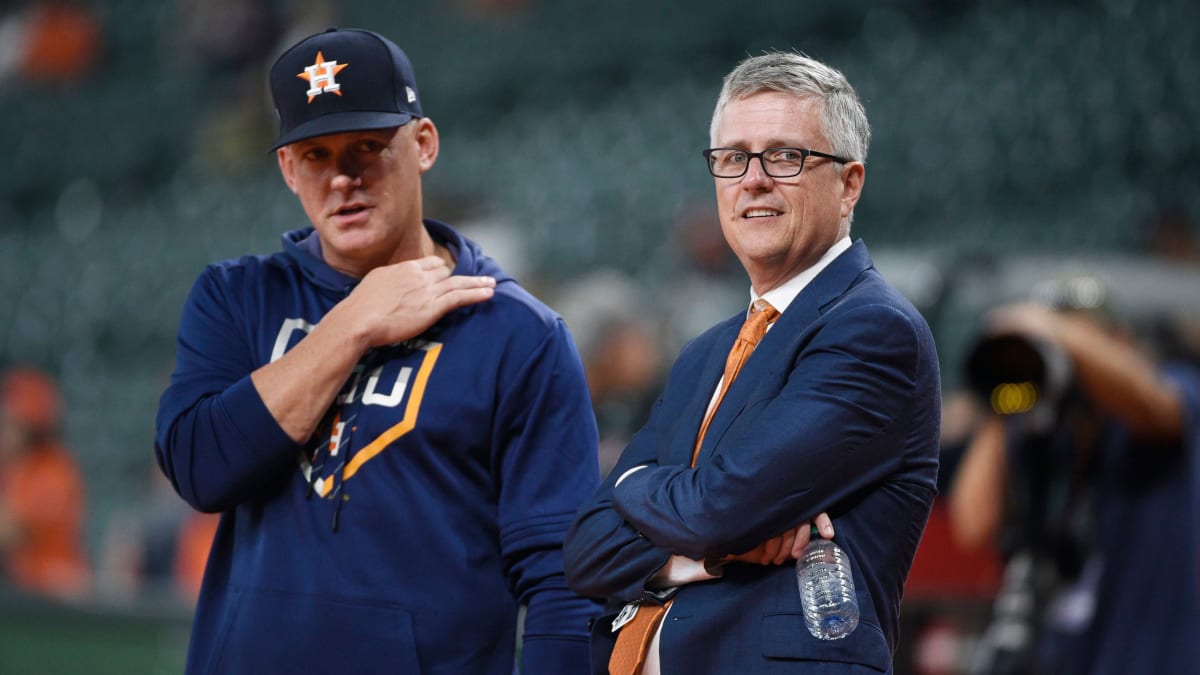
[155,220,601,674]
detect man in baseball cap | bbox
[156,27,601,674]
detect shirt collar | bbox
[751,236,852,315]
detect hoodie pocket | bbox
[209,588,422,674]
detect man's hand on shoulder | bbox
[331,255,496,349]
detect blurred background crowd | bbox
[0,0,1197,673]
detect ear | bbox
[277,148,298,194]
[839,161,865,220]
[414,118,439,173]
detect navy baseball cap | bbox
[268,28,423,151]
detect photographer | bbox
[948,295,1199,675]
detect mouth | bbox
[332,203,370,219]
[741,207,783,220]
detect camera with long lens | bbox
[963,331,1073,434]
[963,275,1108,428]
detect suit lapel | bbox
[668,317,741,466]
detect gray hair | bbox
[709,51,870,164]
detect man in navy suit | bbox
[563,51,941,674]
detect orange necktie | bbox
[608,299,780,675]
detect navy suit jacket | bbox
[564,241,941,674]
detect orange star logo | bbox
[297,51,349,103]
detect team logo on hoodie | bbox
[270,318,441,497]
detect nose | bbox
[741,156,774,190]
[330,172,361,192]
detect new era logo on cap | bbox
[268,28,423,151]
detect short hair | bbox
[710,51,871,164]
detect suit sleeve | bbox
[614,303,928,559]
[562,371,682,603]
[154,265,300,513]
[493,318,603,674]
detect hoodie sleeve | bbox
[493,317,602,674]
[154,264,300,513]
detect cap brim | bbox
[268,110,418,152]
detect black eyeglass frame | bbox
[702,147,853,178]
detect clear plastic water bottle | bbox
[795,525,859,640]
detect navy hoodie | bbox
[156,220,602,674]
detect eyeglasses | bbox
[702,147,852,178]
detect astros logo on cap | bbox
[297,51,348,103]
